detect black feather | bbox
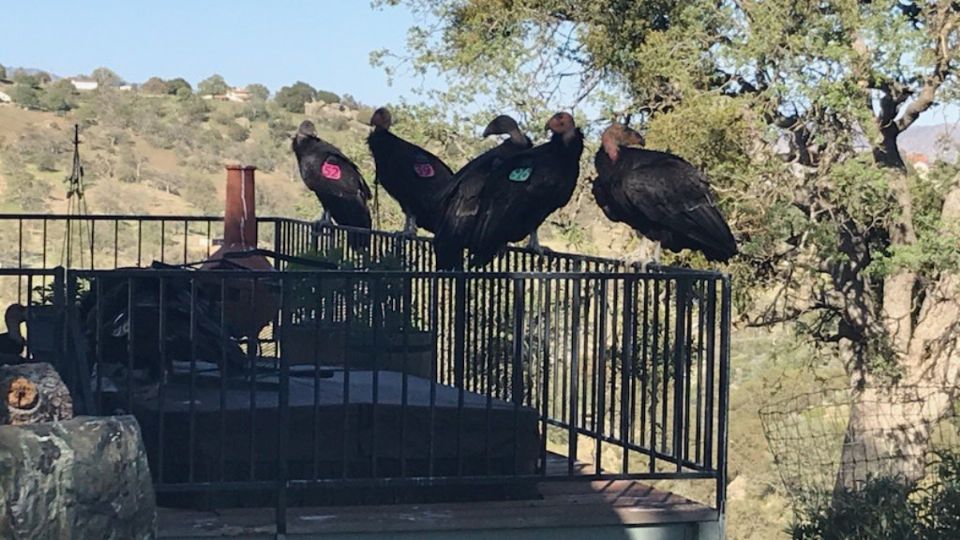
[593,146,737,262]
[467,129,585,267]
[434,133,533,270]
[366,127,455,233]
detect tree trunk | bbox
[836,185,960,492]
[0,362,73,425]
[836,385,951,491]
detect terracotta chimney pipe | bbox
[205,164,276,340]
[224,165,257,248]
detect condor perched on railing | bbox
[434,115,533,270]
[465,112,584,268]
[292,120,372,248]
[592,123,738,266]
[367,107,455,235]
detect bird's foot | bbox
[312,213,333,238]
[639,260,663,273]
[525,230,550,255]
[528,243,554,256]
[623,251,659,272]
[623,238,662,272]
[622,245,645,270]
[644,243,664,272]
[316,211,333,226]
[398,215,419,238]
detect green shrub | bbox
[791,450,960,540]
[166,78,192,96]
[9,84,41,109]
[198,74,229,96]
[140,77,170,95]
[3,169,53,211]
[246,83,269,102]
[224,122,250,142]
[34,153,59,172]
[315,90,340,104]
[275,81,316,113]
[179,96,211,124]
[918,451,960,539]
[182,174,220,215]
[241,102,271,122]
[791,477,918,540]
[39,80,78,112]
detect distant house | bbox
[225,87,251,103]
[70,79,99,91]
[203,88,253,103]
[905,152,930,174]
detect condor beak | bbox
[482,125,494,138]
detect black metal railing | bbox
[0,214,730,534]
[0,214,309,271]
[0,214,627,273]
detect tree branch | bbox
[896,14,957,132]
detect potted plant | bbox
[279,249,434,378]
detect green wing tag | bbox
[509,167,532,182]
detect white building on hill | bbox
[70,79,99,91]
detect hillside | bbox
[899,122,960,162]
[0,91,372,223]
[0,83,655,260]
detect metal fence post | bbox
[277,275,290,537]
[54,267,68,392]
[273,222,283,270]
[454,275,467,389]
[568,276,581,474]
[454,274,467,476]
[620,277,636,473]
[672,278,688,470]
[511,278,525,474]
[716,276,732,516]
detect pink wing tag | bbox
[321,161,342,180]
[414,163,436,178]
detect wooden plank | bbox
[159,434,718,538]
[160,500,715,537]
[159,475,717,538]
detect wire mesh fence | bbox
[760,384,960,511]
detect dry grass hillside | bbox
[0,98,354,221]
[0,89,647,259]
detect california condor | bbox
[592,123,737,266]
[292,120,373,237]
[367,107,455,235]
[467,112,584,267]
[434,115,533,270]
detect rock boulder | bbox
[0,415,157,539]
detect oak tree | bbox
[378,0,960,487]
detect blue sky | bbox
[1,1,956,128]
[1,1,424,106]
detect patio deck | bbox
[158,455,720,540]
